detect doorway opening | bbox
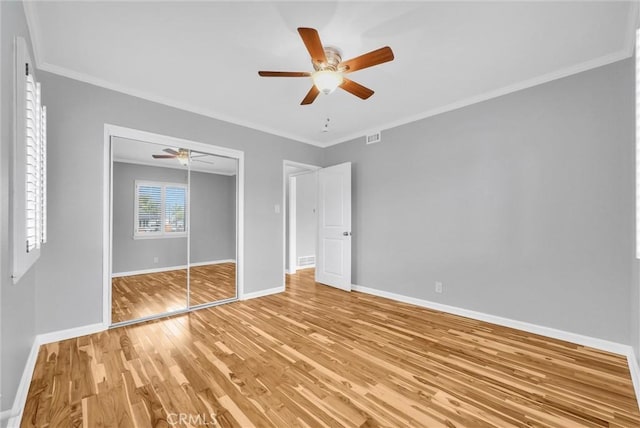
[283,161,321,284]
[282,161,353,291]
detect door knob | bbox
[343,231,351,236]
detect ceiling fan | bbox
[258,27,394,105]
[152,148,216,167]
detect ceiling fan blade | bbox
[301,85,320,105]
[152,154,176,159]
[258,71,311,77]
[339,78,374,100]
[163,148,179,155]
[298,27,327,65]
[340,46,394,73]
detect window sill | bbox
[133,233,187,240]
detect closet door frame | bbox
[103,124,244,327]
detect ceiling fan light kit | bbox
[312,70,343,95]
[177,155,189,166]
[258,27,394,105]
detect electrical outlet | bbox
[153,256,159,264]
[435,281,443,293]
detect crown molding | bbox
[22,0,43,66]
[625,0,640,57]
[322,47,633,147]
[41,61,324,147]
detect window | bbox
[13,37,47,282]
[134,181,187,238]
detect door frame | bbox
[288,175,297,274]
[282,160,320,285]
[103,124,245,327]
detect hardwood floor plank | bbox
[23,269,640,427]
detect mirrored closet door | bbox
[111,137,189,323]
[110,138,239,325]
[188,151,238,307]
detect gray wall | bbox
[1,0,38,414]
[190,170,236,265]
[35,70,323,335]
[295,172,316,262]
[324,58,635,344]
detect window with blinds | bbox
[134,181,187,238]
[13,37,47,283]
[25,73,47,252]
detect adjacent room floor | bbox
[24,269,640,427]
[111,262,236,323]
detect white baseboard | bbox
[112,265,187,278]
[352,284,629,355]
[3,337,40,427]
[6,415,20,428]
[3,322,108,426]
[190,259,235,267]
[628,349,640,410]
[296,264,315,270]
[240,286,285,301]
[112,259,236,277]
[37,322,107,346]
[352,284,640,410]
[0,409,14,423]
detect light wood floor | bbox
[190,263,236,306]
[25,269,640,427]
[112,263,236,323]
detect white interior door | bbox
[316,162,351,291]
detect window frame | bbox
[133,180,187,239]
[12,37,47,283]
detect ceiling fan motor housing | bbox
[314,46,343,71]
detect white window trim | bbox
[12,37,47,283]
[133,180,187,239]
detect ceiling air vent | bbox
[366,131,382,144]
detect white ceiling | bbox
[25,1,637,147]
[112,136,238,175]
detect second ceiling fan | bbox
[152,148,217,167]
[258,27,394,105]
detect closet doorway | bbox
[104,125,243,327]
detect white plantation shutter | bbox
[13,37,47,282]
[25,77,46,252]
[134,181,187,237]
[136,184,162,233]
[25,74,38,252]
[165,186,186,232]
